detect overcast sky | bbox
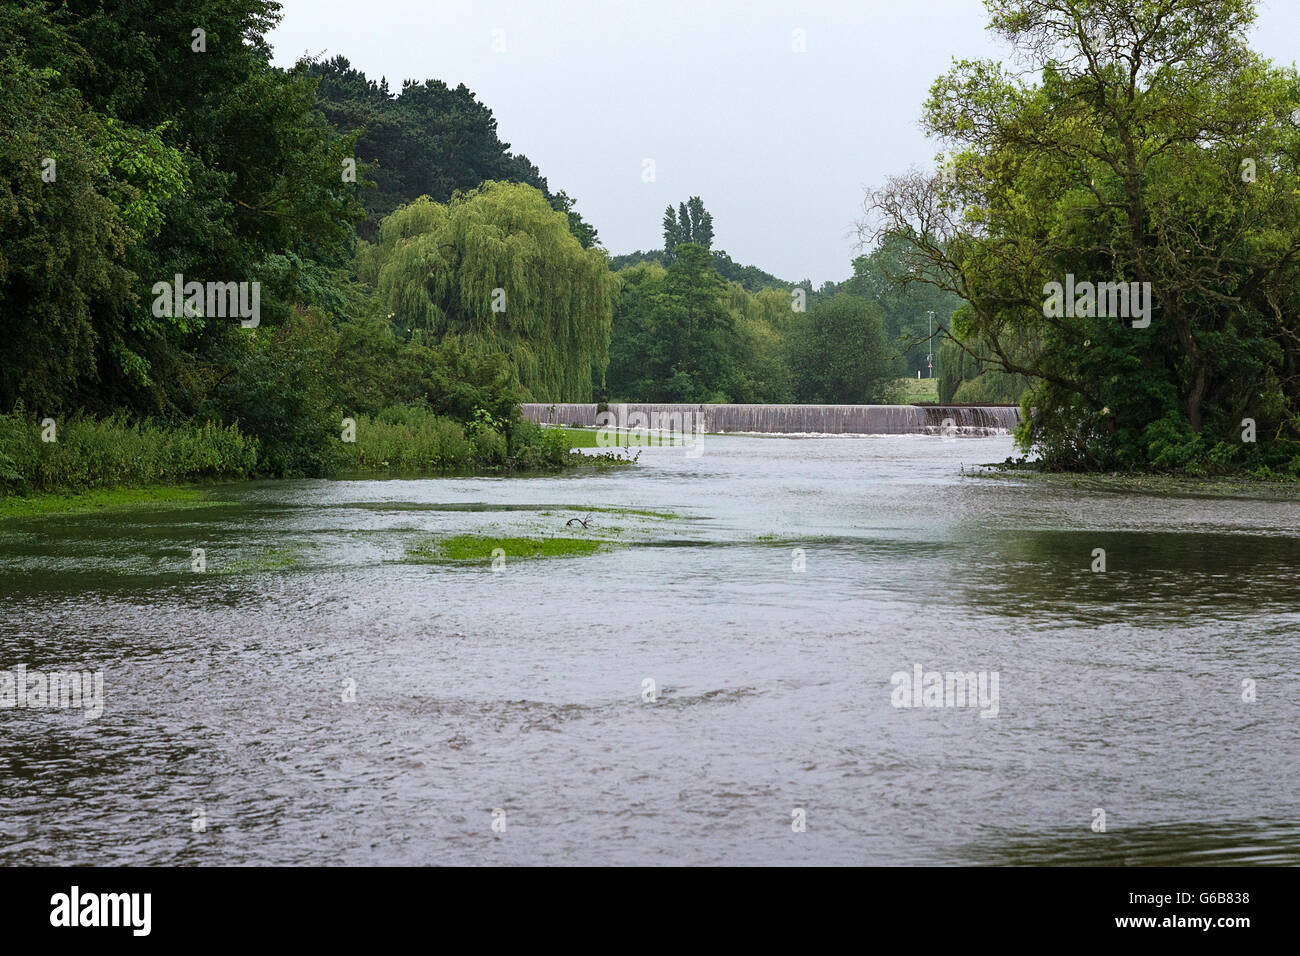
[268,0,1299,286]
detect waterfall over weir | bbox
[521,403,1020,436]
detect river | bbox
[2,433,1298,865]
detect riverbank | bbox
[0,407,632,508]
[972,462,1300,500]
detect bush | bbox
[211,310,341,478]
[469,426,507,468]
[506,419,573,470]
[343,405,581,475]
[348,406,471,472]
[0,404,258,496]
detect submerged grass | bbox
[536,505,681,520]
[406,534,607,563]
[217,544,304,574]
[0,484,211,518]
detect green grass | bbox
[0,484,211,518]
[560,427,710,449]
[562,427,651,448]
[406,534,607,563]
[891,377,940,403]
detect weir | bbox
[520,403,1020,435]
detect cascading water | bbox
[520,403,1020,435]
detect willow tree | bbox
[362,181,616,401]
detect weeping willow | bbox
[364,182,617,401]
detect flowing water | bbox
[2,433,1298,865]
[521,401,1022,434]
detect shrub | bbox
[0,405,258,496]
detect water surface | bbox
[2,434,1297,865]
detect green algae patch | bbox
[536,505,680,520]
[591,506,680,519]
[407,534,608,563]
[0,485,211,518]
[217,544,304,574]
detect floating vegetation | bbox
[216,545,304,575]
[406,535,608,563]
[0,485,212,519]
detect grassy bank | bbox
[561,426,699,449]
[890,377,940,403]
[0,406,633,503]
[971,462,1300,500]
[0,409,258,498]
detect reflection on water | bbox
[960,819,1300,866]
[1,434,1298,865]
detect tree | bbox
[0,4,136,411]
[362,182,617,402]
[865,0,1300,472]
[828,236,966,379]
[652,243,734,398]
[550,191,600,249]
[787,295,900,403]
[662,206,684,254]
[0,0,363,416]
[304,56,599,248]
[686,196,714,250]
[606,245,737,401]
[662,196,715,257]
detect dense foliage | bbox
[604,200,915,404]
[787,295,900,404]
[361,182,617,402]
[0,0,361,417]
[0,0,611,493]
[868,0,1300,474]
[302,55,599,247]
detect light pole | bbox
[926,311,935,378]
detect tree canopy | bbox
[303,55,599,247]
[867,0,1300,473]
[0,0,362,416]
[663,196,715,255]
[362,182,617,402]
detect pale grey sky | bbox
[268,0,1299,285]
